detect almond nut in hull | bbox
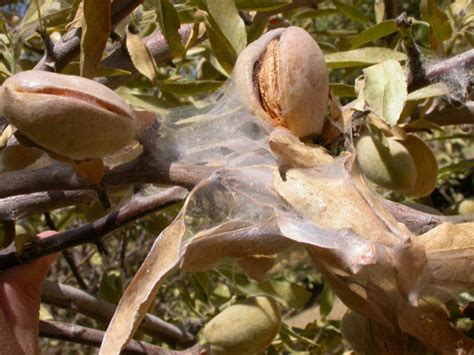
[203,296,281,355]
[234,27,329,138]
[356,133,417,191]
[0,70,138,161]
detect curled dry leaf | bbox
[0,141,44,172]
[402,134,438,198]
[80,0,111,78]
[126,26,159,84]
[99,27,473,354]
[418,222,474,288]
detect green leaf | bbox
[407,82,451,101]
[330,83,356,97]
[235,0,291,11]
[334,1,370,24]
[176,4,201,23]
[350,20,398,48]
[251,279,312,308]
[151,0,185,57]
[403,119,444,132]
[294,7,338,19]
[420,0,453,46]
[363,60,407,125]
[207,0,248,55]
[204,16,237,73]
[126,26,159,83]
[157,79,224,95]
[325,47,406,68]
[319,283,335,318]
[99,270,123,305]
[80,0,111,78]
[439,159,474,179]
[0,61,11,84]
[205,0,247,73]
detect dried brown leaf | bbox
[418,222,474,287]
[80,0,111,78]
[100,218,185,354]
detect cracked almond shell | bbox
[234,27,329,138]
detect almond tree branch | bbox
[381,199,474,235]
[44,211,90,291]
[97,25,195,89]
[0,190,96,221]
[34,0,143,72]
[424,101,474,126]
[42,280,194,344]
[0,186,188,270]
[60,248,90,291]
[0,145,216,199]
[423,49,474,87]
[39,320,205,354]
[406,39,474,92]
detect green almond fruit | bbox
[402,134,438,198]
[355,133,417,191]
[203,296,281,355]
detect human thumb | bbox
[0,230,59,354]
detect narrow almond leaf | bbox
[100,190,188,354]
[406,82,451,101]
[151,0,185,58]
[235,0,291,11]
[374,0,385,23]
[350,20,398,48]
[208,0,247,55]
[157,79,223,95]
[363,60,408,125]
[334,1,370,24]
[125,27,159,83]
[80,0,111,78]
[325,47,406,68]
[205,0,247,73]
[319,283,335,318]
[204,15,238,73]
[420,0,452,48]
[330,83,356,97]
[294,8,338,20]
